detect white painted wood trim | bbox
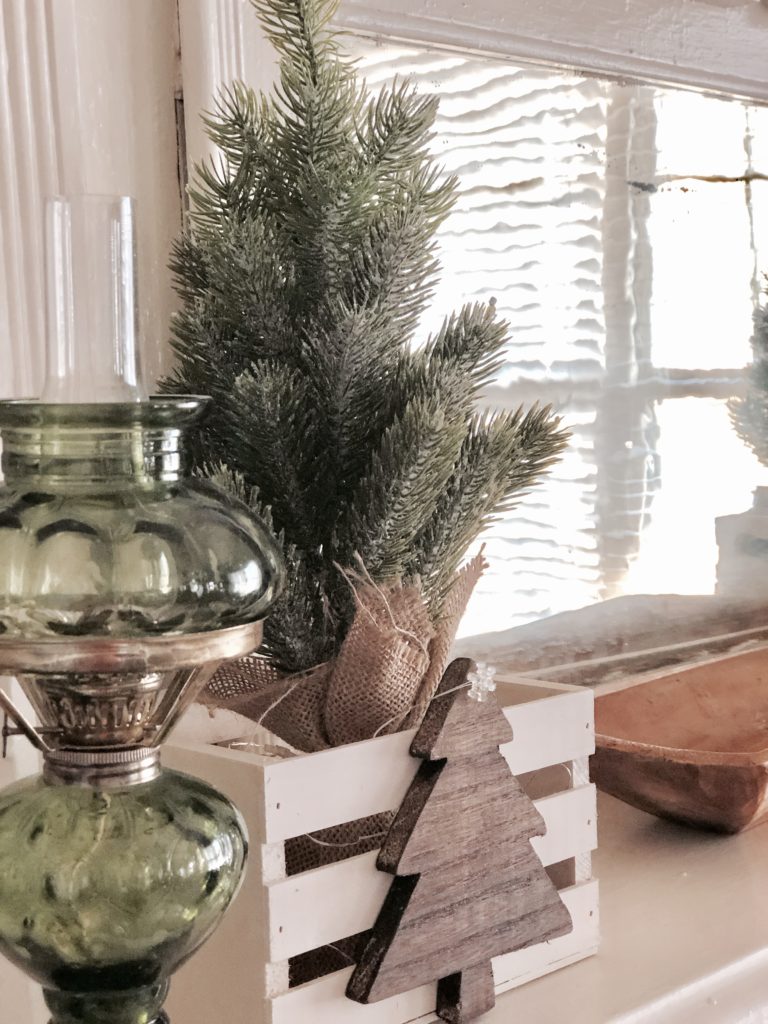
[0,1,62,399]
[266,881,599,1024]
[177,0,278,171]
[177,0,768,186]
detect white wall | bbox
[0,0,182,399]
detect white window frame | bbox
[178,0,768,173]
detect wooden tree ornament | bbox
[346,658,573,1022]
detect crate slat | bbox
[261,685,594,843]
[492,879,600,991]
[266,783,596,962]
[267,880,598,1024]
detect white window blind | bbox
[350,37,768,637]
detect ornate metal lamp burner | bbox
[0,196,283,1024]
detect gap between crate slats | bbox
[265,783,596,963]
[260,685,594,844]
[266,879,599,1024]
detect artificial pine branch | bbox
[412,406,568,611]
[342,397,466,579]
[228,362,319,547]
[164,0,569,674]
[398,302,510,417]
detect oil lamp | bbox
[0,195,283,1024]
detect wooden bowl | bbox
[591,647,768,832]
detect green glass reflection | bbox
[0,768,247,1024]
[0,398,284,640]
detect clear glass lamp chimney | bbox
[0,194,283,1024]
[41,194,146,402]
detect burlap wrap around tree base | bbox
[202,558,485,983]
[202,553,486,754]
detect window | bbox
[2,0,768,657]
[341,38,768,638]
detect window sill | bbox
[2,792,766,1021]
[485,791,768,1023]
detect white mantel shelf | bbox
[487,792,768,1024]
[5,792,768,1022]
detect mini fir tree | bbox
[347,660,572,1022]
[164,0,568,747]
[730,286,768,465]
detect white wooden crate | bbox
[165,676,599,1024]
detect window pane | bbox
[648,182,755,370]
[350,36,768,650]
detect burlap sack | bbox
[403,553,486,728]
[323,580,434,745]
[203,553,486,753]
[203,657,332,752]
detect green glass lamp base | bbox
[44,983,169,1024]
[47,1011,171,1019]
[46,1017,169,1024]
[47,1014,169,1024]
[46,1012,169,1024]
[0,768,247,1024]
